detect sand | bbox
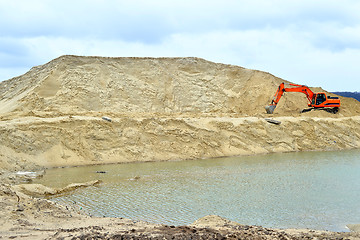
[1,55,360,239]
[0,114,359,171]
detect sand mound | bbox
[1,55,359,117]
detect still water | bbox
[34,149,360,231]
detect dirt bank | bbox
[0,115,359,171]
[1,56,360,239]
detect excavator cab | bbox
[309,92,340,113]
[314,93,326,106]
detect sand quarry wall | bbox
[0,55,360,170]
[0,115,359,171]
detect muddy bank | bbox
[1,182,360,239]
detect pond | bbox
[34,149,360,231]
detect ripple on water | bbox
[38,149,360,231]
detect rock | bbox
[190,215,241,228]
[12,180,101,197]
[16,204,24,211]
[129,176,140,181]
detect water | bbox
[34,149,360,231]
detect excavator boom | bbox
[265,82,340,114]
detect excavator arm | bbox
[265,83,315,114]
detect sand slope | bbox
[0,55,360,171]
[1,55,359,117]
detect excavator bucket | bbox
[265,105,276,114]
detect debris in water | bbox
[16,171,42,178]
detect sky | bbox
[1,0,360,92]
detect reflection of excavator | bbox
[265,83,340,114]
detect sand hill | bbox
[1,55,288,116]
[0,55,359,171]
[1,55,359,117]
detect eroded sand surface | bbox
[1,56,360,239]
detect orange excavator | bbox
[265,83,340,114]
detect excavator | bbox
[265,83,340,114]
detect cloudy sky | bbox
[1,0,359,91]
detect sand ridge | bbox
[0,114,359,171]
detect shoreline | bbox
[1,115,360,238]
[32,148,360,232]
[1,115,359,171]
[2,179,360,239]
[2,148,360,239]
